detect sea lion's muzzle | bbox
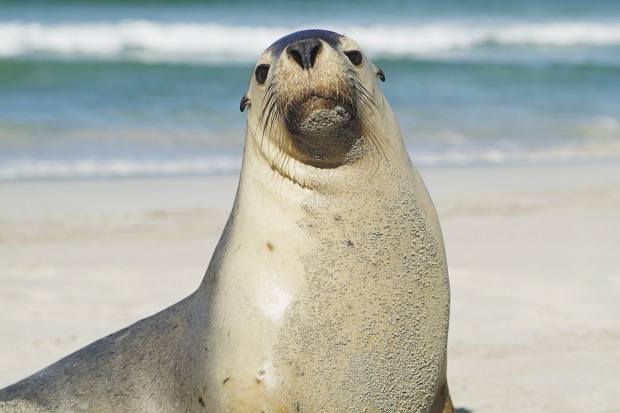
[279,37,361,168]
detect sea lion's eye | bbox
[255,64,270,85]
[344,51,363,66]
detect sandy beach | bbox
[1,161,619,413]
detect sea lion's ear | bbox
[376,67,386,82]
[240,94,250,112]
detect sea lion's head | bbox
[241,30,391,175]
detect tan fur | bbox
[0,30,453,413]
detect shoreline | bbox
[1,162,619,412]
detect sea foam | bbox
[0,156,242,180]
[1,21,619,62]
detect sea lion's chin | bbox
[286,97,354,135]
[284,97,361,169]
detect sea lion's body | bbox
[0,30,454,412]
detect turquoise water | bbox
[1,0,619,179]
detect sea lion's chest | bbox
[204,178,450,412]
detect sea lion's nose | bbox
[287,38,322,69]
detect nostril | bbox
[309,42,320,66]
[287,38,322,69]
[289,49,304,68]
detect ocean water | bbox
[1,0,619,180]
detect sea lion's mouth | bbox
[283,96,361,168]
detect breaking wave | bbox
[1,20,620,62]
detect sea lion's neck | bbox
[228,126,420,252]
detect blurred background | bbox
[0,0,619,180]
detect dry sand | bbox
[1,161,619,412]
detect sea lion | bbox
[0,29,454,412]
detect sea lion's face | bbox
[241,30,386,169]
